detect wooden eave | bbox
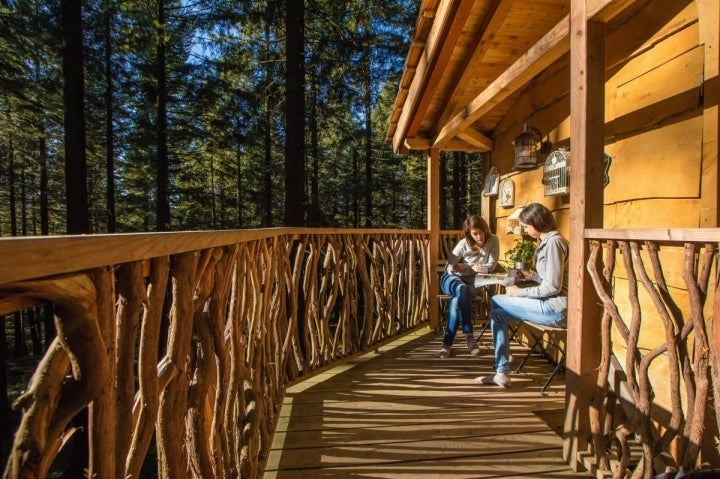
[387,0,640,155]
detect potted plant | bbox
[504,238,536,270]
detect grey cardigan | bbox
[516,231,569,313]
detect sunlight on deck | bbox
[264,328,589,478]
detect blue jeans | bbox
[489,294,566,373]
[440,274,477,346]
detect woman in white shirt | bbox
[438,215,499,358]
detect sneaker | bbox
[474,372,511,388]
[466,335,480,356]
[438,345,451,358]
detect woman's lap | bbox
[490,294,566,328]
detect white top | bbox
[445,235,500,278]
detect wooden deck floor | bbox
[264,327,591,478]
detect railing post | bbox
[428,148,441,330]
[564,0,605,470]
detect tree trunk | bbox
[452,152,461,227]
[284,0,305,226]
[13,313,26,357]
[362,27,372,228]
[155,0,170,231]
[263,23,273,227]
[38,132,49,235]
[62,0,89,234]
[308,69,321,226]
[0,318,9,444]
[8,135,16,236]
[104,0,116,233]
[440,154,447,230]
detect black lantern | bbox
[512,124,549,170]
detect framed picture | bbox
[498,177,514,208]
[483,167,500,197]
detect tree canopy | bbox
[0,0,486,234]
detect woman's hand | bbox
[516,269,532,280]
[505,285,520,296]
[451,263,466,272]
[470,264,487,273]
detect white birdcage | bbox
[483,166,500,197]
[543,147,570,196]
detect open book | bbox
[474,272,516,288]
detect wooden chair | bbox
[512,321,567,395]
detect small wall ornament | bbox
[483,166,500,197]
[506,206,526,235]
[498,177,515,208]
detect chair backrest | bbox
[435,259,447,274]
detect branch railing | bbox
[584,228,720,478]
[0,228,437,479]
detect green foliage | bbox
[0,0,479,235]
[504,238,536,266]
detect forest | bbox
[0,0,487,236]
[0,1,489,475]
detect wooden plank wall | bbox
[483,0,718,463]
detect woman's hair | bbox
[519,203,557,233]
[463,215,492,246]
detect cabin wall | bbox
[490,2,708,251]
[486,0,718,457]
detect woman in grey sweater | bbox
[475,203,568,387]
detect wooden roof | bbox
[386,0,637,154]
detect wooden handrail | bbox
[585,227,720,242]
[0,228,428,284]
[1,228,435,478]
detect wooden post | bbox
[428,148,441,331]
[698,0,719,228]
[563,1,605,469]
[697,0,720,463]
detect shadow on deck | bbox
[264,327,590,478]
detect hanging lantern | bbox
[512,124,543,170]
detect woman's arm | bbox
[445,239,468,275]
[515,236,567,298]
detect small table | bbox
[474,272,516,288]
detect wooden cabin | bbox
[387,0,719,476]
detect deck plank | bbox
[264,328,589,478]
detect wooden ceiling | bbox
[386,0,573,154]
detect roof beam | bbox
[587,0,638,22]
[433,14,571,149]
[456,128,494,151]
[436,0,511,128]
[392,0,476,153]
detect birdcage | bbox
[483,166,500,197]
[543,147,570,196]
